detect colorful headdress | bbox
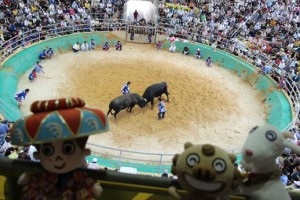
[11,98,109,145]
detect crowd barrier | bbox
[0,22,297,174]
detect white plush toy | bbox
[241,125,300,200]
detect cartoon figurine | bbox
[11,97,109,200]
[240,125,300,200]
[169,142,241,200]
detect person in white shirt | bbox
[88,158,100,170]
[72,42,80,53]
[169,43,176,52]
[81,41,89,51]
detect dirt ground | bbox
[18,42,266,154]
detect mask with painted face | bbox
[11,97,109,200]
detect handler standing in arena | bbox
[121,81,131,94]
[158,97,166,120]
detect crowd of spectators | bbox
[158,0,300,93]
[0,0,300,185]
[0,119,38,161]
[0,0,125,45]
[278,128,300,190]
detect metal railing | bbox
[87,143,174,173]
[0,21,298,173]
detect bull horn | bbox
[144,98,147,102]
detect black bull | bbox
[107,93,147,119]
[142,82,169,108]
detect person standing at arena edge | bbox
[130,29,135,41]
[158,97,166,120]
[133,10,139,22]
[148,33,152,43]
[14,89,30,108]
[121,81,131,95]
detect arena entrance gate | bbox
[125,25,157,44]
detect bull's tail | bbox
[107,106,113,116]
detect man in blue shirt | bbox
[0,120,9,136]
[121,81,131,94]
[46,48,54,58]
[39,50,47,60]
[14,89,30,107]
[34,61,45,74]
[158,97,166,120]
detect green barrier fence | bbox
[162,41,293,130]
[0,32,293,174]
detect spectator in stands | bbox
[72,42,80,53]
[161,169,168,178]
[88,158,100,170]
[182,46,189,55]
[90,39,96,50]
[18,150,31,161]
[155,41,162,50]
[115,41,122,51]
[5,147,18,159]
[81,41,89,51]
[102,42,110,51]
[195,48,202,59]
[261,64,272,75]
[14,89,30,107]
[0,120,10,136]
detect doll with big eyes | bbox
[11,98,109,200]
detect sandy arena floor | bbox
[18,42,266,154]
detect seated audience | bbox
[39,50,47,60]
[102,42,110,51]
[81,41,89,51]
[206,57,212,66]
[182,46,189,55]
[195,48,202,59]
[169,43,176,52]
[90,39,96,50]
[115,41,122,51]
[156,41,162,50]
[28,69,37,82]
[72,42,80,53]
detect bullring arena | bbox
[18,33,266,154]
[0,0,300,199]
